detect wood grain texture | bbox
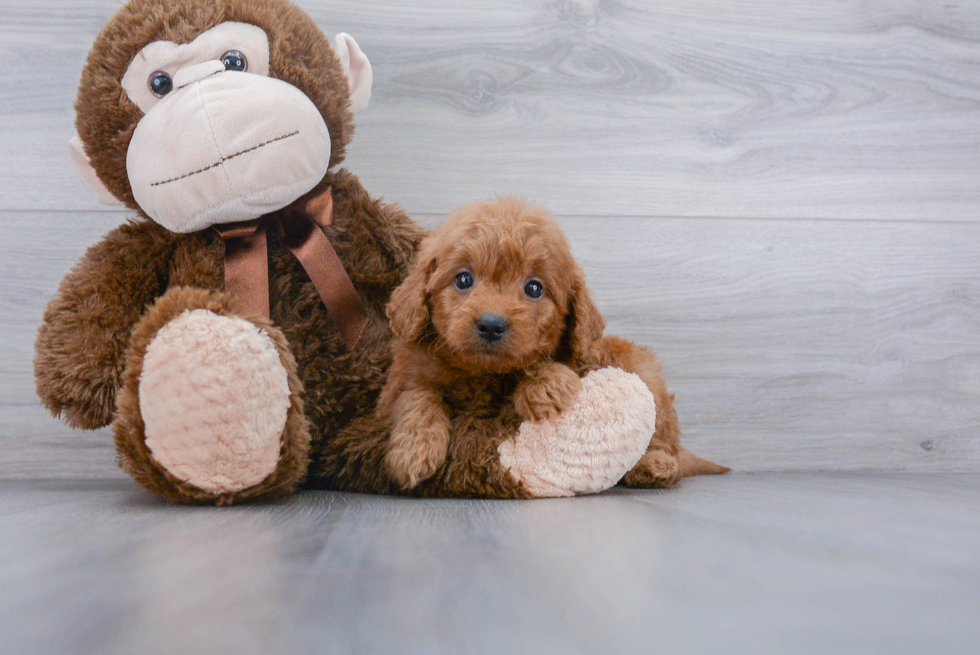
[1,0,979,219]
[1,474,978,654]
[570,214,980,472]
[4,211,978,476]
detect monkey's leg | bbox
[113,287,310,504]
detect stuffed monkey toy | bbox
[35,0,669,503]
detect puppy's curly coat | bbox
[381,196,728,490]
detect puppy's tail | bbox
[676,446,730,479]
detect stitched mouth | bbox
[150,130,300,187]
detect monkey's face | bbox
[123,22,334,232]
[71,0,372,233]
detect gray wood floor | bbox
[1,474,978,654]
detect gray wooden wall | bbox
[2,0,978,478]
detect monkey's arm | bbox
[327,170,427,287]
[34,220,173,429]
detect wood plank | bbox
[1,0,980,220]
[1,474,978,653]
[3,211,978,477]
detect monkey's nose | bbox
[475,314,508,342]
[173,60,226,90]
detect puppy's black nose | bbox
[475,314,508,342]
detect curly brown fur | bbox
[513,362,582,423]
[325,196,726,495]
[34,220,174,429]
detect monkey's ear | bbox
[333,33,373,114]
[69,135,124,206]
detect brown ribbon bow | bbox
[213,187,368,350]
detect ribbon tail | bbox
[288,225,368,351]
[221,221,270,319]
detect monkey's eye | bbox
[454,271,474,291]
[524,279,544,299]
[148,71,173,98]
[221,50,248,72]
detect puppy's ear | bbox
[565,265,605,360]
[387,246,436,343]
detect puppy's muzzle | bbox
[475,314,508,342]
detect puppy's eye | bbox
[524,279,544,299]
[221,50,248,72]
[454,271,474,291]
[148,71,173,97]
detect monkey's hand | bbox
[514,362,582,423]
[34,222,172,430]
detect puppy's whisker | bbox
[423,329,449,362]
[426,337,440,361]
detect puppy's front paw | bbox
[623,449,680,488]
[514,363,583,423]
[385,423,450,489]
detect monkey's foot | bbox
[498,367,655,497]
[115,287,310,504]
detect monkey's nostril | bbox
[475,314,508,342]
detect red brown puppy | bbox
[380,197,728,491]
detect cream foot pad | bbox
[139,309,291,493]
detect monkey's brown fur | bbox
[35,0,427,504]
[316,198,728,497]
